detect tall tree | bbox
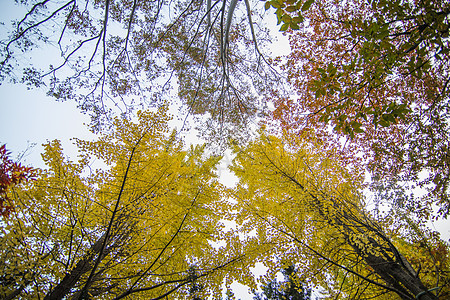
[230,131,449,299]
[0,0,277,143]
[267,0,450,216]
[0,106,239,299]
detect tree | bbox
[0,144,35,217]
[0,106,240,299]
[253,265,311,300]
[229,131,449,299]
[266,0,450,216]
[0,0,277,144]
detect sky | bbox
[0,1,95,167]
[0,82,94,166]
[1,1,449,299]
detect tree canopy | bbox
[267,0,450,217]
[1,0,450,299]
[0,0,277,144]
[230,131,449,299]
[1,107,241,299]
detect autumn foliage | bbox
[0,144,34,217]
[0,107,241,299]
[0,0,449,299]
[230,131,449,299]
[267,0,450,217]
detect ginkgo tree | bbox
[0,106,242,300]
[229,131,450,299]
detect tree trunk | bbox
[44,234,106,300]
[351,235,438,300]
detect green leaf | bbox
[354,127,364,133]
[360,113,368,121]
[280,23,290,31]
[327,62,336,75]
[337,114,347,121]
[286,5,298,12]
[292,16,304,23]
[281,14,292,23]
[265,1,271,10]
[318,114,330,123]
[276,9,283,25]
[301,0,314,11]
[383,113,396,123]
[270,0,281,9]
[290,23,300,30]
[351,121,364,133]
[315,88,324,98]
[378,119,390,127]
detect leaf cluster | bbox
[0,144,35,217]
[264,0,314,31]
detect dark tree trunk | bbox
[360,248,438,300]
[44,234,106,300]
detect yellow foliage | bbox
[0,107,238,299]
[229,130,449,299]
